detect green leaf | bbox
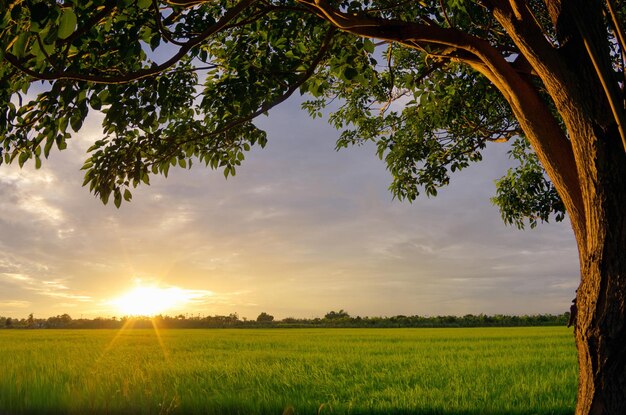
[44,137,54,158]
[29,39,46,62]
[58,9,77,40]
[114,189,122,208]
[123,189,132,201]
[137,0,151,9]
[43,26,58,45]
[70,114,83,132]
[56,135,67,150]
[18,152,29,168]
[98,90,111,105]
[12,33,29,59]
[90,94,102,110]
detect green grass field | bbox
[0,327,577,414]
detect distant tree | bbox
[256,312,274,323]
[324,309,350,320]
[26,313,34,328]
[59,313,72,324]
[46,313,73,328]
[5,317,12,328]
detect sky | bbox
[0,97,580,320]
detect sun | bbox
[109,284,191,316]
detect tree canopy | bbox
[0,0,593,227]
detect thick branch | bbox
[298,0,586,248]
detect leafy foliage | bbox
[492,137,566,229]
[0,0,584,227]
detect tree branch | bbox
[298,0,586,247]
[4,0,258,84]
[480,2,588,246]
[146,28,336,166]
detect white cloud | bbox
[1,273,92,303]
[57,228,75,239]
[3,273,30,281]
[158,205,194,230]
[18,195,65,224]
[245,207,285,222]
[0,300,31,309]
[40,292,92,302]
[0,169,56,187]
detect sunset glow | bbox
[109,284,208,316]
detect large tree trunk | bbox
[574,125,626,414]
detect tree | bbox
[256,312,275,322]
[0,0,624,412]
[324,309,350,320]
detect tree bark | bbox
[491,3,626,410]
[573,124,626,414]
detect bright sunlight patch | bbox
[108,282,212,316]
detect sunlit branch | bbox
[483,2,586,244]
[571,6,626,153]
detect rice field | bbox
[0,327,577,414]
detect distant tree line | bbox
[0,310,570,329]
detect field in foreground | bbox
[0,327,576,414]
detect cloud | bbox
[0,96,580,318]
[0,272,92,303]
[3,273,30,282]
[0,168,56,187]
[0,300,31,309]
[18,195,65,224]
